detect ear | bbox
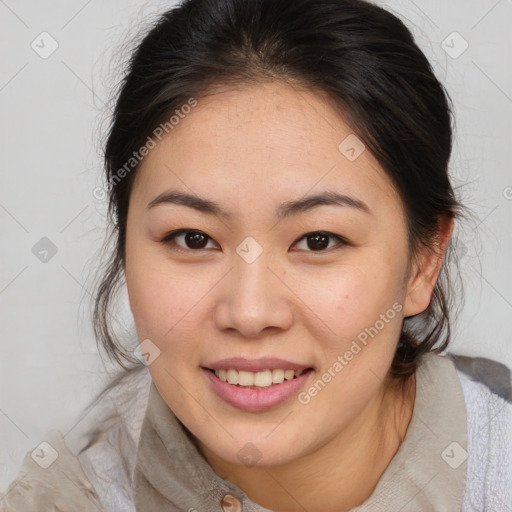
[402,215,454,317]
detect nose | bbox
[213,253,293,338]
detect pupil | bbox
[308,233,329,251]
[186,231,207,249]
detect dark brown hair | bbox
[91,0,461,382]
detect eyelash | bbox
[159,229,349,254]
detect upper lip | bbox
[204,357,313,372]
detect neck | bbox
[194,373,416,512]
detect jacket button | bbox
[221,493,242,512]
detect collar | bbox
[352,352,468,511]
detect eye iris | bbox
[186,231,208,249]
[308,233,329,251]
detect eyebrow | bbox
[146,189,371,219]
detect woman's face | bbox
[125,81,431,467]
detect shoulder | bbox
[75,364,151,511]
[0,366,152,512]
[0,429,101,511]
[447,353,512,511]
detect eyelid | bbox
[160,229,349,253]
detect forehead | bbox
[132,81,403,221]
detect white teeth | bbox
[254,370,272,387]
[284,370,295,380]
[272,369,285,384]
[226,369,239,385]
[213,368,307,387]
[238,370,254,386]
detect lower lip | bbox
[202,367,314,412]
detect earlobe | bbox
[402,216,454,317]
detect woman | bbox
[1,0,511,510]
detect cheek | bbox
[125,242,209,347]
[296,265,405,416]
[306,260,404,341]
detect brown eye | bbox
[293,231,348,252]
[161,229,348,255]
[161,229,218,252]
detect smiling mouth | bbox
[205,367,314,389]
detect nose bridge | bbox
[233,244,278,312]
[214,241,292,336]
[235,248,274,298]
[233,234,277,295]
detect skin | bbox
[124,80,453,511]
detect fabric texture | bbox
[0,429,100,512]
[0,352,511,511]
[458,370,512,511]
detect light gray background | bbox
[1,0,511,491]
